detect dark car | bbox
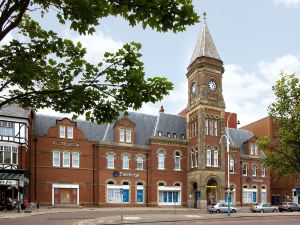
[279,202,300,212]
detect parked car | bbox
[207,202,237,213]
[250,203,278,213]
[279,202,300,212]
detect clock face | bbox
[191,83,197,95]
[208,80,217,92]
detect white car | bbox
[207,202,237,213]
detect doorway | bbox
[206,179,218,205]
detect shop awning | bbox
[0,172,28,187]
[0,173,24,180]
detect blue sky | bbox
[3,0,300,126]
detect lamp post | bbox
[220,112,235,216]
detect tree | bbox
[0,0,199,123]
[262,73,300,175]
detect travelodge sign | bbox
[113,171,139,178]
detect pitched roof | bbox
[226,128,254,155]
[154,113,186,138]
[0,104,31,119]
[33,112,187,145]
[190,23,221,64]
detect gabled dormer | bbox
[243,135,260,157]
[114,118,136,144]
[46,118,85,140]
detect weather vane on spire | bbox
[203,12,207,24]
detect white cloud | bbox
[273,0,300,7]
[65,32,123,64]
[224,54,300,126]
[258,54,300,82]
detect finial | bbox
[203,12,207,24]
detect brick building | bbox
[241,117,300,205]
[0,104,31,209]
[0,22,271,208]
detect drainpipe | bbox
[34,138,37,201]
[146,152,149,207]
[240,160,243,207]
[92,144,95,207]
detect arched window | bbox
[243,164,248,176]
[136,156,144,170]
[158,182,165,186]
[213,146,218,167]
[137,182,143,185]
[158,150,165,170]
[108,181,114,184]
[174,151,181,170]
[122,154,129,170]
[107,153,115,169]
[123,181,129,185]
[174,183,181,186]
[252,164,257,176]
[230,157,235,174]
[206,146,211,167]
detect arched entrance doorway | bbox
[206,179,218,205]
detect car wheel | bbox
[216,209,220,213]
[273,209,277,212]
[279,209,282,212]
[231,209,236,213]
[260,209,264,213]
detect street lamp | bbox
[220,112,237,216]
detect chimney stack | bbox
[159,106,164,113]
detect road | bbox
[0,210,300,225]
[137,216,300,225]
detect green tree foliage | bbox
[0,0,199,123]
[263,73,300,174]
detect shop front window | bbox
[136,182,144,203]
[243,188,257,203]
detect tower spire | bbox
[189,13,221,65]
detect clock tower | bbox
[186,17,226,208]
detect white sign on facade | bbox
[0,180,18,186]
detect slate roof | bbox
[190,23,221,64]
[154,113,186,138]
[33,112,187,145]
[0,104,30,119]
[226,128,254,156]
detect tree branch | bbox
[0,0,30,42]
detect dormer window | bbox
[119,128,132,143]
[158,131,162,136]
[173,133,177,138]
[167,132,171,138]
[125,129,131,143]
[59,125,73,139]
[181,134,185,139]
[59,126,65,138]
[67,127,73,139]
[250,143,258,155]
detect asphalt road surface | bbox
[137,215,300,225]
[0,210,300,225]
